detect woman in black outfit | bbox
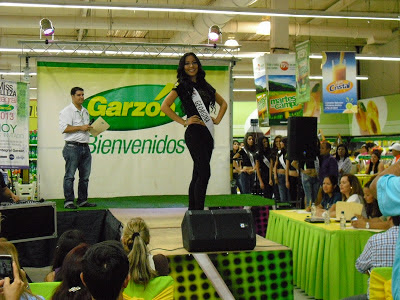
[161,52,227,210]
[233,133,257,194]
[255,136,273,198]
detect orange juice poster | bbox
[252,56,269,126]
[266,54,302,125]
[322,51,357,113]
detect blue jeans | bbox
[301,173,319,207]
[277,173,290,203]
[240,172,254,194]
[63,143,92,206]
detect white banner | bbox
[37,58,231,199]
[0,80,29,169]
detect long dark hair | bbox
[243,133,256,153]
[176,52,215,111]
[335,144,349,160]
[366,150,381,174]
[52,244,92,300]
[257,136,271,158]
[363,180,382,218]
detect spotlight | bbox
[224,37,239,47]
[40,18,55,39]
[256,21,271,35]
[208,25,222,44]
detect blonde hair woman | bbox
[0,238,44,300]
[121,218,169,286]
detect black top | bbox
[0,173,8,202]
[173,81,216,119]
[276,149,286,170]
[256,152,270,172]
[239,148,255,167]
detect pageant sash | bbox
[263,155,271,169]
[279,152,286,169]
[192,88,214,139]
[242,148,255,168]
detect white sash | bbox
[242,148,255,168]
[262,155,271,169]
[279,153,286,169]
[192,88,214,139]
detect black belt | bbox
[65,141,88,146]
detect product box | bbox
[0,201,57,243]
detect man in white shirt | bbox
[59,87,96,209]
[390,143,400,165]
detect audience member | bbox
[336,144,352,178]
[329,174,365,218]
[45,230,86,282]
[81,240,129,300]
[318,141,339,186]
[255,136,273,199]
[366,150,384,175]
[352,180,390,230]
[121,217,169,287]
[390,143,400,165]
[315,175,341,216]
[370,161,400,300]
[51,243,91,300]
[343,216,400,300]
[0,238,44,300]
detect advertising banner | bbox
[265,54,302,125]
[322,51,357,114]
[252,56,269,127]
[0,80,29,169]
[37,59,231,199]
[295,40,310,104]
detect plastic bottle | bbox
[246,119,264,145]
[340,211,346,230]
[324,209,330,225]
[311,203,316,217]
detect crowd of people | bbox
[0,218,169,300]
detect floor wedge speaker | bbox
[181,209,256,252]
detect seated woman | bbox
[351,180,391,230]
[121,217,169,287]
[366,149,384,175]
[51,243,92,300]
[315,175,341,216]
[329,174,365,218]
[0,238,44,299]
[45,229,86,282]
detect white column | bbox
[270,0,289,54]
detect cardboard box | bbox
[0,201,57,243]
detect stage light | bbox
[224,37,239,47]
[256,21,271,35]
[40,18,54,39]
[208,25,222,43]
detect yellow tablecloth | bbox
[266,210,379,300]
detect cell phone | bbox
[0,255,14,282]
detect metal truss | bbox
[18,40,240,62]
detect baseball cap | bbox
[389,143,400,152]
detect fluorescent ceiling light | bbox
[233,89,256,92]
[309,75,368,80]
[0,72,37,75]
[1,1,399,21]
[234,75,368,80]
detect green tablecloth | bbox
[266,210,379,300]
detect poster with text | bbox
[295,40,310,104]
[266,54,302,125]
[0,80,29,169]
[253,56,269,126]
[322,51,357,114]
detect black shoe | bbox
[65,203,78,209]
[78,202,97,208]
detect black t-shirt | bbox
[173,81,216,119]
[239,148,255,167]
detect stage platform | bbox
[9,196,293,299]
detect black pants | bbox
[185,125,214,210]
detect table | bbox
[266,210,380,300]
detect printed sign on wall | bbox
[252,56,269,127]
[322,52,357,114]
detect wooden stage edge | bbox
[109,207,289,256]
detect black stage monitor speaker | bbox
[287,116,318,161]
[181,209,256,252]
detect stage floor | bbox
[109,207,289,255]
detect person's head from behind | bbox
[81,240,129,300]
[121,217,157,285]
[391,216,400,226]
[320,141,331,156]
[52,243,91,300]
[177,52,205,83]
[322,175,338,195]
[53,229,86,271]
[340,174,363,199]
